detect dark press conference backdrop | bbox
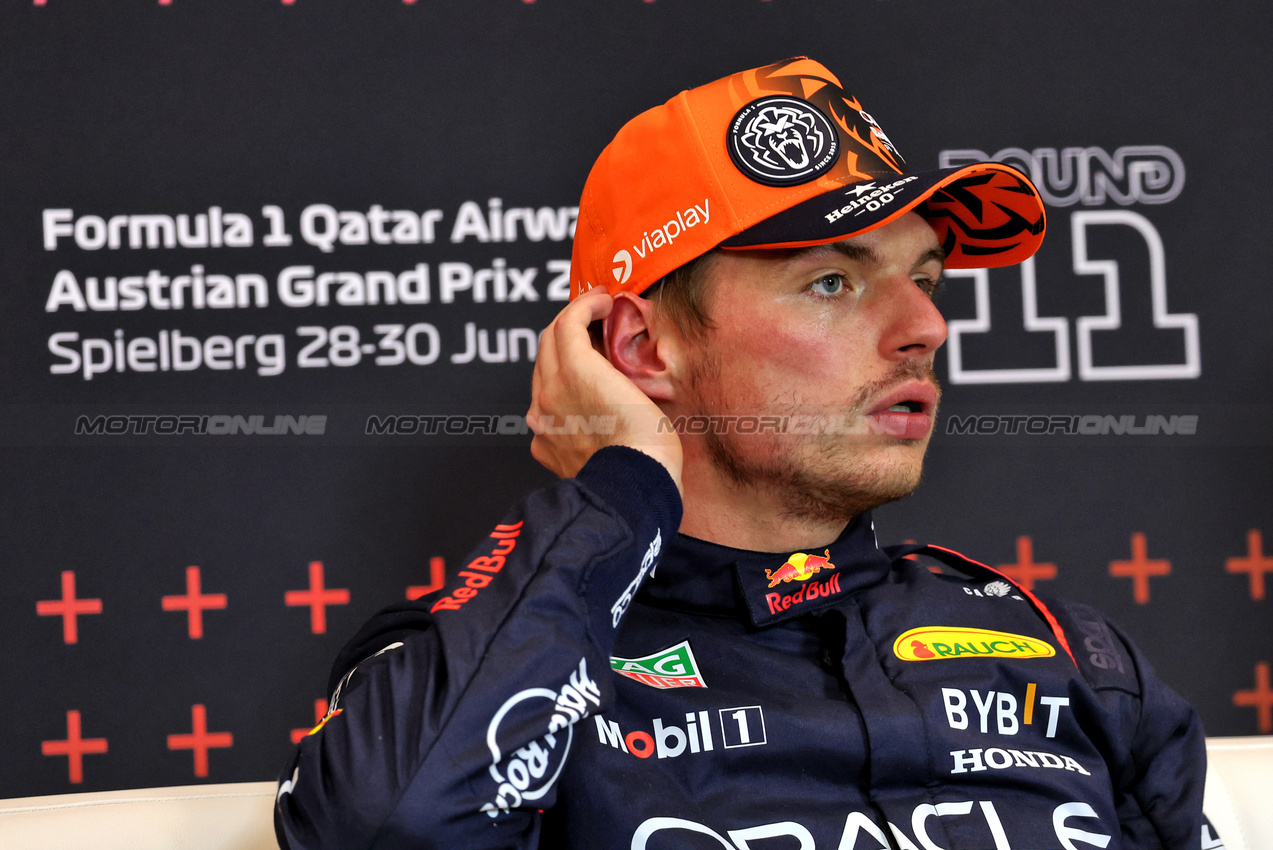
[2,0,1270,798]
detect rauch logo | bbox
[893,627,1056,661]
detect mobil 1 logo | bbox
[595,705,767,761]
[719,705,766,749]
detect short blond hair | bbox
[644,250,719,342]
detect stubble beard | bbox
[688,352,941,526]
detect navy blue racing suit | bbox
[275,446,1220,849]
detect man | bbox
[276,58,1215,850]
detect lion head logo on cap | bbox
[728,95,839,187]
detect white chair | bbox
[0,781,277,850]
[1203,735,1273,850]
[0,736,1268,849]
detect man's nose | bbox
[879,276,948,359]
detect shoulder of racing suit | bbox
[886,539,1215,850]
[274,445,683,850]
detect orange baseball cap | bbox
[570,57,1046,300]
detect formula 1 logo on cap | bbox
[728,96,839,187]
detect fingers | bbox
[534,289,612,385]
[552,287,613,363]
[524,288,683,491]
[547,287,613,345]
[529,288,613,426]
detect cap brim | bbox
[720,162,1046,270]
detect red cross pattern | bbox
[167,704,233,778]
[285,560,350,634]
[290,699,330,744]
[161,566,228,639]
[406,556,446,600]
[42,710,108,785]
[1226,529,1273,601]
[997,536,1057,591]
[1234,661,1273,734]
[1109,533,1170,605]
[36,571,103,644]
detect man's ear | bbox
[602,292,683,402]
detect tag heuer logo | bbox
[610,640,706,689]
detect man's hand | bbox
[527,288,683,493]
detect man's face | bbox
[677,211,948,523]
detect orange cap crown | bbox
[570,57,1046,300]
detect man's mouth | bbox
[866,381,938,440]
[771,135,809,168]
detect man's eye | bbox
[809,274,845,297]
[916,277,946,298]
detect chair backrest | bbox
[1204,735,1273,850]
[0,781,277,850]
[0,737,1269,849]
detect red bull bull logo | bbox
[765,549,835,588]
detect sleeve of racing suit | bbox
[274,446,682,850]
[1047,598,1217,850]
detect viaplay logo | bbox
[611,250,633,286]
